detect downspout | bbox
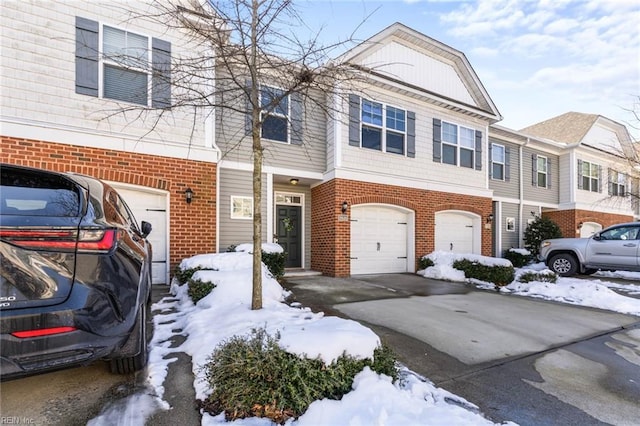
[518,138,528,247]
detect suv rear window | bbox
[1,168,80,217]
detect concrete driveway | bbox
[283,274,640,426]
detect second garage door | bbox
[351,205,410,275]
[434,211,480,254]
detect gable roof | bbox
[520,112,599,143]
[337,22,502,122]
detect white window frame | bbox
[581,160,599,193]
[537,155,548,188]
[442,121,475,168]
[230,196,253,220]
[361,99,407,155]
[99,24,152,106]
[491,143,505,180]
[506,217,515,232]
[260,85,290,143]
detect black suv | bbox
[1,164,153,379]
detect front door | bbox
[276,205,302,268]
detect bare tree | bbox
[107,0,373,309]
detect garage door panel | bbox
[111,186,168,284]
[351,206,408,275]
[435,212,476,254]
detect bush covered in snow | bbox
[503,248,533,268]
[200,328,399,424]
[524,215,562,257]
[517,270,557,284]
[452,259,515,288]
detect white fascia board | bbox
[218,160,324,181]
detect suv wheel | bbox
[110,303,149,374]
[549,253,578,277]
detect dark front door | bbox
[276,205,301,268]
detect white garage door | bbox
[110,184,168,284]
[435,211,478,254]
[580,222,602,238]
[351,205,408,275]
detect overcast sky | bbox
[293,0,640,139]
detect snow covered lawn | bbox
[90,249,512,425]
[419,251,640,317]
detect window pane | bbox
[492,144,504,163]
[362,100,383,126]
[362,126,381,150]
[442,144,456,165]
[492,163,504,180]
[262,114,288,142]
[538,172,547,188]
[590,177,598,192]
[104,64,148,105]
[386,131,404,154]
[460,148,473,168]
[261,87,287,116]
[460,127,474,148]
[386,107,405,132]
[103,26,147,68]
[538,157,547,173]
[442,122,457,144]
[582,176,591,191]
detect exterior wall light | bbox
[487,213,494,224]
[185,187,194,204]
[289,178,299,185]
[341,201,348,214]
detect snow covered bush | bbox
[523,215,562,257]
[453,259,515,288]
[418,256,435,270]
[503,248,533,268]
[517,270,557,284]
[234,243,287,280]
[200,328,398,424]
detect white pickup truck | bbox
[539,222,640,277]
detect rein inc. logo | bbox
[1,417,36,424]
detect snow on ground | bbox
[91,248,639,425]
[418,251,640,316]
[90,249,511,426]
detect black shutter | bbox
[577,159,583,189]
[432,118,441,162]
[75,17,99,97]
[290,92,303,145]
[348,94,361,147]
[532,153,538,187]
[607,168,613,195]
[598,165,603,193]
[546,157,551,188]
[488,143,493,178]
[152,38,171,108]
[474,130,482,170]
[406,111,416,158]
[505,146,511,182]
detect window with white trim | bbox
[581,161,599,192]
[536,155,548,188]
[506,217,515,232]
[231,196,253,219]
[491,143,505,180]
[361,99,406,155]
[102,26,151,105]
[442,121,475,168]
[260,86,289,143]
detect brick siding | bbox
[1,136,217,274]
[311,178,493,277]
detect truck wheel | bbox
[582,268,597,275]
[549,254,579,277]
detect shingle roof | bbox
[519,112,600,144]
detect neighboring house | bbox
[1,1,219,283]
[487,125,564,256]
[519,112,637,238]
[311,23,502,276]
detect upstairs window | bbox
[361,100,406,155]
[102,26,150,105]
[75,17,171,108]
[579,160,600,193]
[433,119,481,170]
[491,143,505,180]
[610,170,627,196]
[536,155,548,188]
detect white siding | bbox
[1,1,214,160]
[360,42,476,106]
[582,125,621,153]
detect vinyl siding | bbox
[522,146,559,204]
[215,75,326,172]
[340,86,489,192]
[488,139,520,199]
[219,168,267,250]
[1,1,210,155]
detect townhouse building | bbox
[2,2,637,279]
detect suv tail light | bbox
[0,228,121,252]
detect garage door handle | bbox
[377,242,381,251]
[350,257,358,259]
[397,256,407,259]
